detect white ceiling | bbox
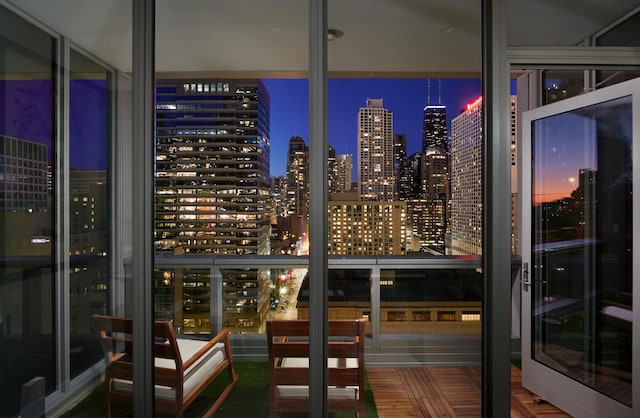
[8,0,640,76]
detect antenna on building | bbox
[427,79,431,106]
[438,78,442,105]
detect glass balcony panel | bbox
[380,268,481,333]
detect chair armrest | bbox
[182,328,231,370]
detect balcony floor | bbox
[60,363,570,417]
[368,365,571,417]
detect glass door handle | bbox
[520,262,530,291]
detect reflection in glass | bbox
[154,268,211,335]
[0,6,56,415]
[542,70,585,105]
[532,96,632,406]
[69,48,110,379]
[380,268,481,334]
[222,268,308,334]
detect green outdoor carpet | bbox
[60,361,378,417]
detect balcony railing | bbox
[125,255,487,366]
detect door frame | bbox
[520,77,640,418]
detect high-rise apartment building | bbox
[358,98,395,201]
[328,193,407,255]
[154,79,271,255]
[335,154,353,193]
[450,96,483,255]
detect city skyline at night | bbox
[264,78,483,178]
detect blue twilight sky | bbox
[264,78,484,177]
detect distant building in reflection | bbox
[0,135,48,213]
[536,168,596,243]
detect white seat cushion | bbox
[276,385,359,400]
[276,357,360,400]
[113,338,226,400]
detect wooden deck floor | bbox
[367,365,572,417]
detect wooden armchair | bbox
[92,314,238,418]
[266,319,366,417]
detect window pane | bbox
[380,267,481,333]
[532,95,633,406]
[0,6,56,415]
[68,48,111,378]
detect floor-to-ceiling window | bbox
[0,1,126,416]
[68,47,111,379]
[0,7,56,416]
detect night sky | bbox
[264,78,483,177]
[2,77,485,178]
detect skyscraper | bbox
[393,133,410,200]
[327,145,338,194]
[450,96,483,255]
[154,79,271,255]
[285,136,309,218]
[335,154,353,193]
[358,98,395,201]
[422,105,447,152]
[285,136,309,240]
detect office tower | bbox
[285,136,309,241]
[393,134,410,200]
[422,105,448,152]
[328,144,337,194]
[328,193,407,255]
[450,96,483,255]
[422,103,449,247]
[422,102,448,199]
[154,79,271,255]
[0,135,48,212]
[358,98,395,201]
[335,154,353,193]
[286,136,309,217]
